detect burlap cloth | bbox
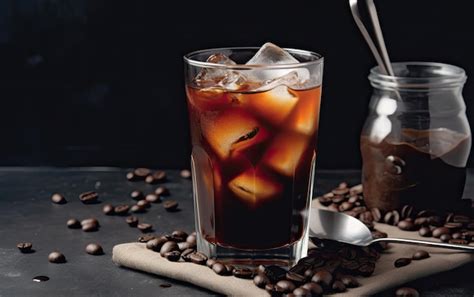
[113,203,474,296]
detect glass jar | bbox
[361,62,471,212]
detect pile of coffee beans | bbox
[316,183,474,246]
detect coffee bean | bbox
[130,190,144,201]
[146,237,168,251]
[79,191,99,204]
[339,275,360,288]
[160,241,178,256]
[181,248,195,261]
[331,195,346,204]
[263,265,287,283]
[311,269,333,288]
[332,187,349,196]
[359,211,374,224]
[114,205,130,216]
[416,209,434,218]
[418,227,432,237]
[384,211,395,225]
[137,199,151,208]
[146,170,167,184]
[327,203,339,212]
[318,195,332,206]
[265,283,276,293]
[401,205,414,219]
[440,233,452,242]
[253,274,269,287]
[428,216,444,227]
[67,218,81,229]
[286,271,306,284]
[292,287,311,297]
[125,216,138,227]
[180,169,191,179]
[178,241,195,251]
[163,200,179,211]
[398,220,416,231]
[48,251,66,263]
[412,250,430,260]
[17,242,33,253]
[394,258,411,268]
[155,186,170,196]
[186,234,197,245]
[395,287,420,297]
[444,222,463,230]
[275,280,296,293]
[453,215,470,224]
[145,194,160,203]
[338,182,348,189]
[358,263,375,276]
[339,202,354,212]
[445,212,455,223]
[130,204,146,213]
[370,208,382,222]
[137,234,156,243]
[414,217,429,227]
[301,282,323,296]
[171,230,188,242]
[126,172,138,181]
[102,204,115,215]
[233,267,254,279]
[332,280,346,292]
[371,231,388,240]
[164,250,181,262]
[85,243,103,255]
[449,239,469,245]
[432,227,450,238]
[349,184,363,195]
[189,251,208,265]
[212,262,228,275]
[82,223,98,232]
[137,223,153,233]
[160,283,172,288]
[51,193,67,204]
[133,168,151,179]
[81,218,99,227]
[452,232,463,239]
[206,259,216,268]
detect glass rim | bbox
[183,47,324,69]
[369,62,467,89]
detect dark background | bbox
[0,0,473,169]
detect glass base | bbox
[197,235,308,268]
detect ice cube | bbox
[263,132,309,176]
[246,42,310,86]
[193,54,246,91]
[241,84,298,125]
[228,167,282,205]
[201,109,269,159]
[285,87,322,135]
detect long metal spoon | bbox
[309,209,474,251]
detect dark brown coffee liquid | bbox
[361,129,471,212]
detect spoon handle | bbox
[373,237,474,252]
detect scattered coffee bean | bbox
[428,216,443,227]
[206,259,216,268]
[48,251,66,263]
[432,227,450,238]
[394,258,411,268]
[171,230,188,242]
[275,280,296,293]
[331,195,346,204]
[163,200,179,211]
[265,283,277,293]
[32,276,50,283]
[138,234,156,243]
[146,171,167,184]
[332,280,346,292]
[85,243,103,255]
[125,216,138,227]
[263,265,287,283]
[137,199,150,208]
[209,262,226,275]
[145,194,160,203]
[130,204,146,213]
[146,237,168,251]
[126,172,137,181]
[164,250,181,261]
[114,205,130,216]
[189,251,208,265]
[416,210,434,218]
[412,250,429,260]
[339,275,360,288]
[398,220,416,231]
[178,241,194,251]
[133,168,151,180]
[418,226,432,237]
[301,282,323,295]
[155,186,170,196]
[452,232,463,239]
[186,234,197,245]
[102,204,114,215]
[401,205,414,219]
[339,202,354,212]
[17,242,33,253]
[311,269,333,288]
[370,208,382,222]
[82,223,98,232]
[449,239,469,245]
[160,283,172,288]
[67,218,81,229]
[130,190,144,201]
[79,191,99,204]
[453,215,470,224]
[358,263,375,276]
[328,203,340,212]
[137,223,153,233]
[51,193,66,204]
[444,222,463,230]
[318,195,332,206]
[233,267,254,279]
[292,287,311,296]
[181,248,195,262]
[332,187,349,196]
[414,217,429,227]
[286,271,305,284]
[440,233,452,242]
[253,273,269,287]
[395,287,420,297]
[160,241,179,257]
[180,169,191,179]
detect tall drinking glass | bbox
[184,46,323,267]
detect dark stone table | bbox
[0,168,473,296]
